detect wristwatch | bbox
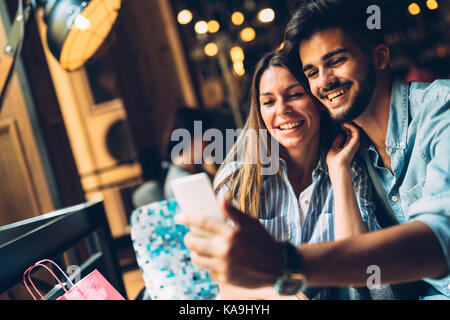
[274,241,307,295]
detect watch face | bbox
[275,276,307,295]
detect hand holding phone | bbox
[171,173,224,237]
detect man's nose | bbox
[318,69,338,93]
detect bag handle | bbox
[23,259,74,300]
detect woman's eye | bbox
[262,99,274,106]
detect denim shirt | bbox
[361,79,450,298]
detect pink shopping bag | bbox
[23,259,125,300]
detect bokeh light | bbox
[240,27,255,42]
[195,20,208,34]
[230,46,244,62]
[426,0,438,10]
[233,61,245,76]
[208,20,220,33]
[408,3,421,15]
[231,11,245,25]
[258,8,275,23]
[204,42,218,57]
[177,9,193,24]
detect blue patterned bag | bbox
[130,200,220,300]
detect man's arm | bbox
[176,201,448,289]
[298,221,447,287]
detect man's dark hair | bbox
[283,0,385,62]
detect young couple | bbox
[176,0,450,300]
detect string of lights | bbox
[176,5,276,77]
[170,0,448,119]
[408,0,439,15]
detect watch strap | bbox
[274,242,307,295]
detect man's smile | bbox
[319,83,352,108]
[326,87,349,102]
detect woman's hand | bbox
[326,123,360,172]
[326,123,368,239]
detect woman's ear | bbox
[372,44,390,70]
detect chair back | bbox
[0,198,126,299]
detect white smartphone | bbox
[171,172,224,237]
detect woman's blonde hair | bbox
[214,50,336,218]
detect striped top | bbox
[214,151,381,300]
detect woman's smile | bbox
[276,120,305,135]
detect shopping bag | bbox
[23,259,125,300]
[130,199,220,300]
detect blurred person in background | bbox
[163,108,218,199]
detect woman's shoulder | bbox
[213,161,244,189]
[214,160,284,188]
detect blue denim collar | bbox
[359,80,409,152]
[385,80,409,150]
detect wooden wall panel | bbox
[0,119,40,224]
[0,6,54,226]
[19,14,85,208]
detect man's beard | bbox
[327,64,377,123]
